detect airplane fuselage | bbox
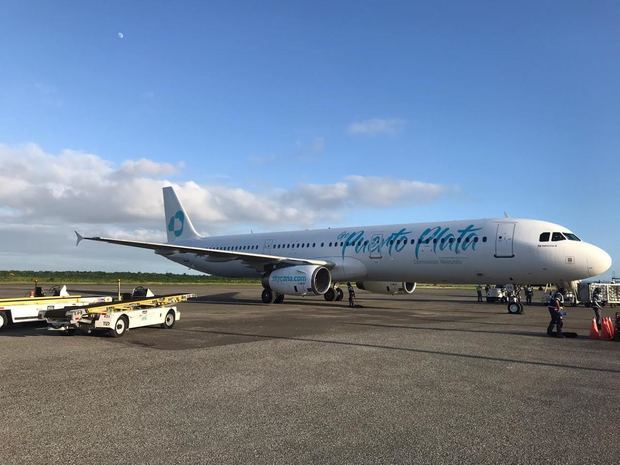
[163,218,610,285]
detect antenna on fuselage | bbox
[504,211,511,218]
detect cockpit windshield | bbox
[551,232,565,241]
[563,232,581,241]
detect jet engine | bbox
[265,265,331,296]
[355,281,416,295]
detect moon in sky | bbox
[117,32,124,39]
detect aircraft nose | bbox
[586,245,612,277]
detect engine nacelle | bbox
[265,265,331,296]
[356,281,416,295]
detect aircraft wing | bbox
[74,231,334,271]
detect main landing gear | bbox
[323,286,344,302]
[261,288,285,304]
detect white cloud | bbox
[0,143,454,271]
[120,158,182,176]
[344,175,447,207]
[347,118,405,136]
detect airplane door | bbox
[495,223,515,258]
[369,233,384,259]
[263,239,274,254]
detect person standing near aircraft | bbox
[591,288,604,330]
[347,282,356,308]
[547,294,564,337]
[476,285,483,303]
[525,285,533,305]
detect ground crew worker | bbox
[591,288,604,330]
[547,294,564,337]
[347,282,356,308]
[525,285,533,305]
[476,285,483,303]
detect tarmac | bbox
[0,283,618,465]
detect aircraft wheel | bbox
[110,315,128,337]
[274,294,285,304]
[161,310,176,329]
[261,288,274,303]
[324,288,336,301]
[335,288,344,301]
[0,311,8,330]
[507,302,523,314]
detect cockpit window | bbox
[539,232,550,242]
[563,232,581,241]
[551,232,566,242]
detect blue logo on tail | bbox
[168,210,185,238]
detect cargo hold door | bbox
[495,223,515,258]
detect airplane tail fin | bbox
[163,186,201,242]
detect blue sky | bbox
[0,1,618,276]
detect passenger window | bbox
[482,237,487,243]
[552,232,566,241]
[321,242,324,247]
[410,239,414,244]
[539,232,550,242]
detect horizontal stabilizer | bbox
[75,231,84,247]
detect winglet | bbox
[75,231,84,246]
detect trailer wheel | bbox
[161,310,175,329]
[0,311,9,330]
[110,315,128,337]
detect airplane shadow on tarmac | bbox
[188,294,553,328]
[347,321,553,339]
[181,328,620,375]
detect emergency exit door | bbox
[263,239,274,254]
[495,223,515,258]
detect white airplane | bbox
[76,186,612,309]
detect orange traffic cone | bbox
[607,317,616,339]
[601,317,613,340]
[590,318,600,339]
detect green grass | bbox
[0,270,259,285]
